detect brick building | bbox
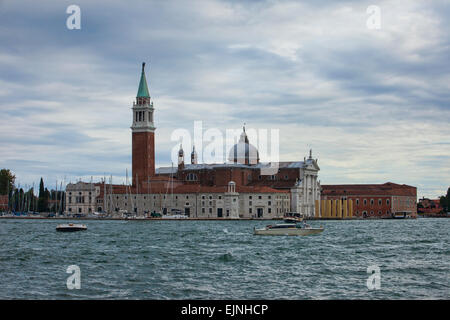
[418,198,443,215]
[65,63,320,218]
[0,195,8,211]
[321,182,417,218]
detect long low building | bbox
[66,180,291,219]
[321,182,417,218]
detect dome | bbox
[228,127,259,165]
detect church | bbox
[65,63,321,218]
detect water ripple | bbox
[0,218,448,299]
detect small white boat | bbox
[56,223,87,232]
[161,214,188,219]
[283,212,304,223]
[254,223,323,236]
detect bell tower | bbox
[131,62,155,188]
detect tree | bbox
[38,178,46,212]
[0,169,15,195]
[442,187,450,212]
[446,187,450,211]
[439,196,447,212]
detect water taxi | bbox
[161,214,188,219]
[283,212,304,223]
[56,223,87,232]
[253,222,323,236]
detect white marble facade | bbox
[290,156,321,217]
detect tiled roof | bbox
[321,182,416,196]
[155,161,309,174]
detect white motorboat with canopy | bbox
[253,215,323,236]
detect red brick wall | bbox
[132,131,155,188]
[321,183,417,218]
[0,195,8,210]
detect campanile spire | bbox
[137,62,150,99]
[131,62,156,187]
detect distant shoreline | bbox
[2,216,446,221]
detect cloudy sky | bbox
[0,0,449,198]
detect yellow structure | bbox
[343,199,348,218]
[336,200,342,218]
[348,199,353,218]
[327,200,332,218]
[315,199,354,219]
[315,200,320,218]
[320,199,326,218]
[331,199,336,217]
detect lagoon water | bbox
[0,218,448,299]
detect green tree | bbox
[442,187,450,212]
[38,178,46,212]
[0,169,15,195]
[44,188,50,212]
[439,196,447,212]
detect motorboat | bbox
[56,223,87,232]
[253,221,323,236]
[283,212,304,223]
[161,214,188,219]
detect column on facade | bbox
[304,173,308,215]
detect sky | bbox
[0,0,449,198]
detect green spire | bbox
[137,62,150,98]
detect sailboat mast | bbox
[55,180,58,214]
[110,175,113,214]
[60,180,64,215]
